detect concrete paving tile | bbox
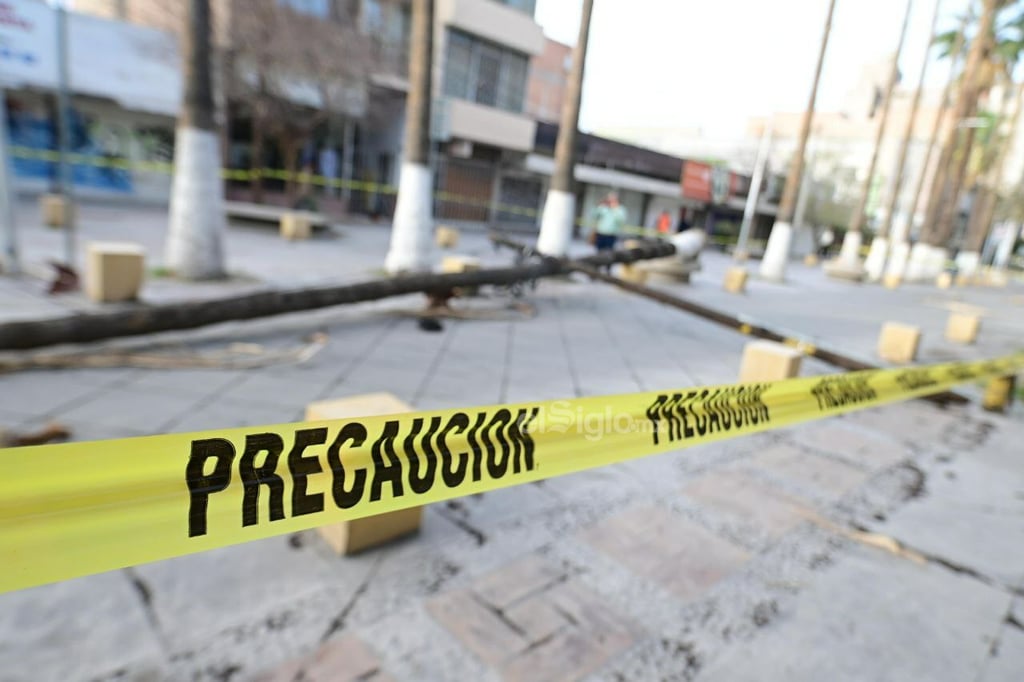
[0,370,112,419]
[252,633,395,682]
[581,505,751,601]
[980,622,1024,682]
[787,420,910,470]
[698,544,1009,682]
[56,384,206,435]
[132,535,355,653]
[742,444,872,500]
[683,469,819,538]
[165,397,304,433]
[124,368,247,398]
[428,556,638,681]
[219,370,341,411]
[0,571,166,680]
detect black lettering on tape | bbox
[288,428,327,518]
[467,412,487,482]
[485,409,513,479]
[510,407,539,473]
[370,420,405,502]
[706,389,722,434]
[646,395,668,445]
[327,422,368,509]
[680,391,697,439]
[693,390,709,436]
[438,413,470,488]
[406,417,440,495]
[239,433,286,527]
[186,438,235,538]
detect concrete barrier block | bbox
[723,267,748,294]
[883,274,902,289]
[877,322,921,363]
[441,255,481,274]
[41,193,73,228]
[435,225,460,249]
[305,392,423,554]
[280,212,313,241]
[936,272,953,289]
[982,376,1016,413]
[945,312,980,345]
[617,263,649,285]
[85,242,145,303]
[739,340,802,383]
[803,254,819,267]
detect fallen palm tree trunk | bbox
[489,234,966,406]
[0,241,675,351]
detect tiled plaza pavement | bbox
[0,269,1022,681]
[2,200,1024,680]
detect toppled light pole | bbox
[759,0,836,281]
[165,0,226,280]
[0,88,18,275]
[385,0,435,273]
[536,0,595,257]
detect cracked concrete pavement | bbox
[1,201,1023,681]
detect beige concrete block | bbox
[883,273,902,289]
[945,312,981,345]
[637,256,694,283]
[40,193,73,228]
[803,253,819,267]
[617,263,648,285]
[440,255,481,273]
[304,392,422,554]
[280,212,313,240]
[622,239,644,249]
[723,266,748,294]
[739,340,802,382]
[935,272,953,289]
[955,273,973,287]
[435,225,460,249]
[877,322,921,363]
[85,242,145,303]
[982,376,1016,413]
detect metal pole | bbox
[56,2,76,266]
[0,88,19,275]
[736,121,772,258]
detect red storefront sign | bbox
[681,161,712,202]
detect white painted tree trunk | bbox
[955,251,981,277]
[385,161,433,274]
[166,126,225,280]
[537,189,576,257]
[863,237,889,282]
[758,220,793,281]
[885,241,911,281]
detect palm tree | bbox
[866,0,943,283]
[384,0,435,273]
[759,0,837,282]
[165,0,226,280]
[916,0,1008,271]
[537,0,596,257]
[829,0,914,280]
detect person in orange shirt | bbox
[656,209,672,234]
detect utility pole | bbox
[385,0,435,273]
[165,0,226,280]
[735,120,772,260]
[536,0,595,257]
[56,2,75,268]
[0,88,18,275]
[828,0,913,280]
[759,0,836,281]
[868,0,942,283]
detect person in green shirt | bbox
[591,191,627,252]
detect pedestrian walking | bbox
[819,227,835,257]
[591,191,626,252]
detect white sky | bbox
[534,0,971,139]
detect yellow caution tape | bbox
[1,352,1020,594]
